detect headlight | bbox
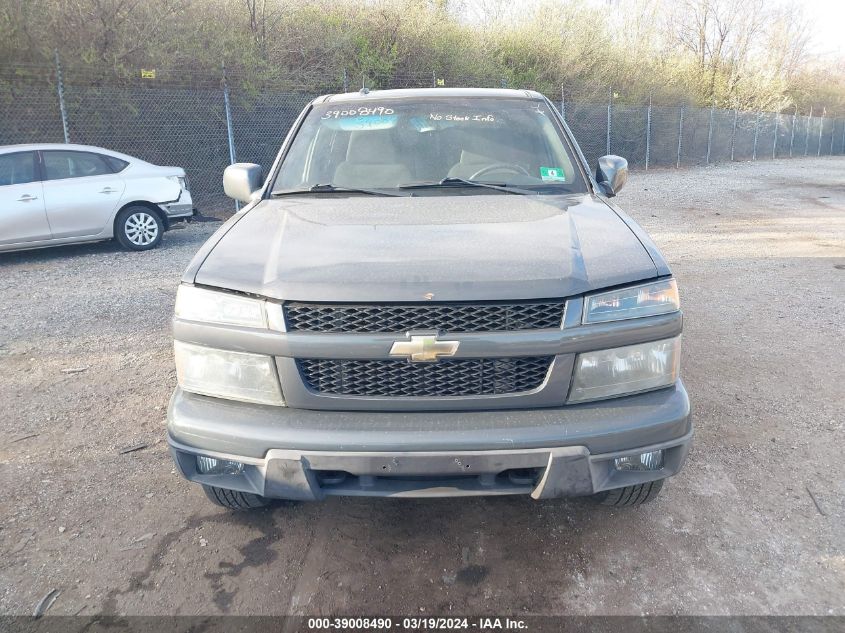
[174,341,284,406]
[168,175,189,191]
[583,278,679,324]
[568,336,680,403]
[175,285,267,328]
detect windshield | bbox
[271,97,587,195]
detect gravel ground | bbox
[0,157,843,616]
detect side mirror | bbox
[596,155,628,197]
[223,163,263,203]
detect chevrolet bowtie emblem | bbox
[389,334,460,363]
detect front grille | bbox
[297,357,553,397]
[283,300,565,333]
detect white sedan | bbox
[0,143,194,252]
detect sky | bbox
[798,0,845,57]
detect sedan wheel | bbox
[115,206,164,251]
[125,212,159,245]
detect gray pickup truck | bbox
[167,88,691,510]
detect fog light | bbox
[196,455,244,475]
[614,450,664,471]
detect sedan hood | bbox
[193,194,658,302]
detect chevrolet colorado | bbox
[167,88,691,510]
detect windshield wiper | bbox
[271,183,409,197]
[398,177,537,195]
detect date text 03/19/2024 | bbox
[306,617,529,630]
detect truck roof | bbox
[316,87,546,104]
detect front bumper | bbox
[167,381,692,499]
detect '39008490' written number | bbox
[322,107,395,118]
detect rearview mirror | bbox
[223,163,263,203]
[596,155,628,197]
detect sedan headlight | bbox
[175,285,267,328]
[568,336,680,403]
[168,175,189,191]
[583,278,679,324]
[174,341,284,405]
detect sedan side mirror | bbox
[223,163,263,203]
[596,155,628,197]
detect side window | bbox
[104,155,129,173]
[0,152,37,186]
[43,151,113,181]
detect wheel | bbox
[202,484,271,511]
[469,163,532,180]
[592,479,664,507]
[115,206,163,251]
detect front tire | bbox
[115,206,163,251]
[592,479,664,507]
[202,484,272,511]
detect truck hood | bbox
[193,193,658,301]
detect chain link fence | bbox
[2,60,844,214]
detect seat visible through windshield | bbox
[273,97,584,193]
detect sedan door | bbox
[40,150,126,239]
[0,151,51,245]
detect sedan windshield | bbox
[272,97,586,195]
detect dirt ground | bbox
[0,157,843,617]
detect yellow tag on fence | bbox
[140,69,156,79]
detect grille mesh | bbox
[283,301,566,333]
[297,357,553,397]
